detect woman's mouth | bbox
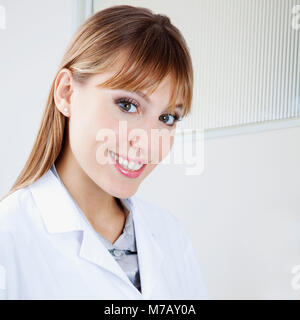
[109,150,146,178]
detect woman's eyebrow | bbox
[133,90,183,111]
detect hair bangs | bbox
[94,27,192,118]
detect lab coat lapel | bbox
[29,168,164,298]
[29,169,140,291]
[130,197,164,299]
[80,196,165,299]
[78,218,140,291]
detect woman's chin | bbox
[112,187,137,199]
[99,180,138,199]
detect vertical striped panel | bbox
[179,0,300,131]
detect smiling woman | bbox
[0,5,208,300]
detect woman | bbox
[0,5,208,300]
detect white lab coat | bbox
[0,168,209,300]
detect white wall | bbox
[0,0,73,196]
[0,0,299,299]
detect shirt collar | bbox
[28,165,136,237]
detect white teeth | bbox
[110,151,143,171]
[128,162,135,170]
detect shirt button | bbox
[112,249,123,257]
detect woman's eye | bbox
[159,113,181,127]
[115,96,182,127]
[116,98,139,113]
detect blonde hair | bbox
[1,4,194,201]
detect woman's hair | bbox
[1,4,194,201]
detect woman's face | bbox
[55,68,183,199]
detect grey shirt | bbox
[50,164,141,292]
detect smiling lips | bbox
[109,150,147,178]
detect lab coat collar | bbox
[28,168,164,299]
[29,168,83,233]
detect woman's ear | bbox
[54,68,74,117]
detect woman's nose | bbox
[128,125,175,165]
[128,133,148,161]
